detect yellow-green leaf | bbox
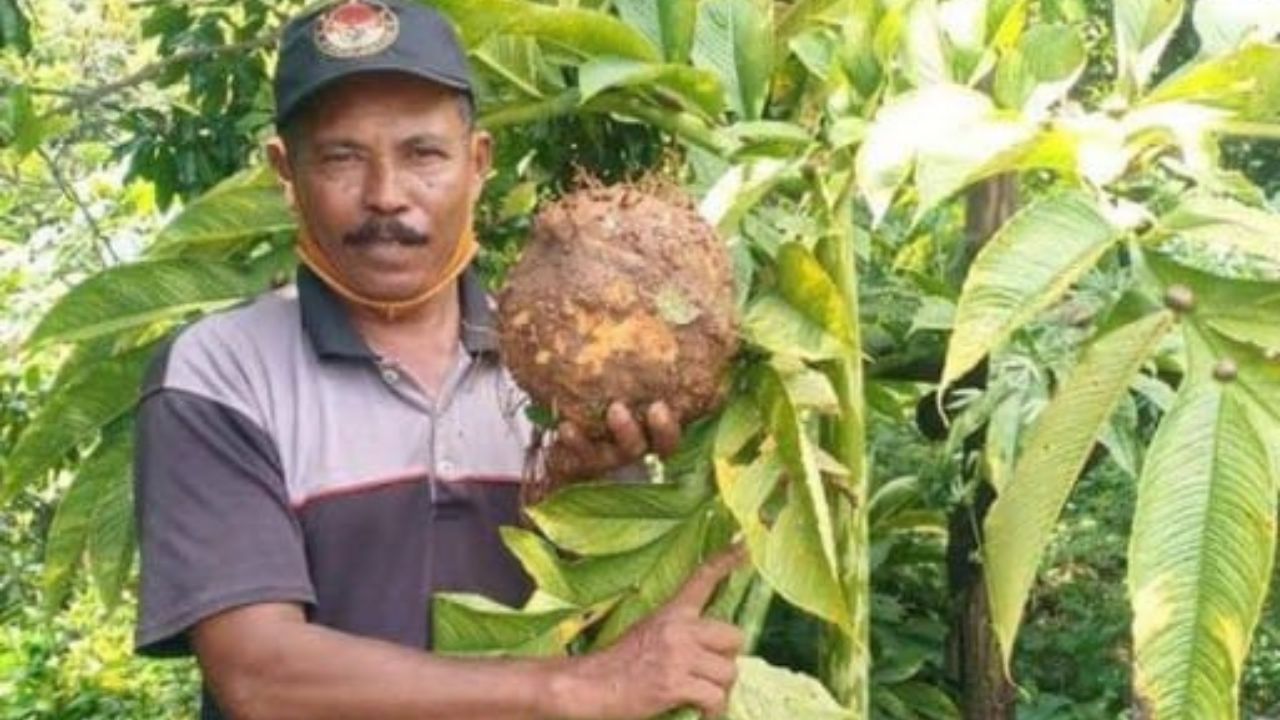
[692,0,774,120]
[984,310,1173,672]
[1128,362,1276,718]
[943,191,1116,389]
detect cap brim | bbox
[276,64,472,126]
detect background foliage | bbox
[5,0,1280,718]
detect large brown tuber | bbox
[498,183,739,439]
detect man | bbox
[133,1,744,718]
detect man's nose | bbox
[363,159,410,215]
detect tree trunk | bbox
[944,176,1019,720]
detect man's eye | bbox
[322,152,357,164]
[412,146,445,160]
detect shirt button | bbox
[381,367,400,384]
[439,459,455,474]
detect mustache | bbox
[343,218,429,247]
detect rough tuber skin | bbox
[498,184,739,439]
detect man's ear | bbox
[266,137,299,211]
[468,130,493,206]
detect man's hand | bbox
[546,546,747,720]
[546,401,682,483]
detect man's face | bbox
[272,72,490,302]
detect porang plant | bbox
[6,0,1280,718]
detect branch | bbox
[36,146,120,265]
[51,32,281,117]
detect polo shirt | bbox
[133,265,535,718]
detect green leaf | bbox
[1192,0,1280,58]
[26,259,265,349]
[432,593,582,656]
[714,456,851,631]
[525,480,710,555]
[942,192,1116,389]
[692,0,775,120]
[776,242,857,347]
[700,159,802,234]
[41,426,133,611]
[148,166,295,257]
[1154,193,1280,269]
[2,345,154,502]
[429,0,659,61]
[501,525,682,606]
[1114,0,1186,94]
[1143,45,1280,121]
[1144,251,1280,358]
[592,505,713,646]
[578,57,726,118]
[726,657,854,720]
[999,24,1086,115]
[743,294,848,361]
[0,0,31,55]
[1128,363,1276,718]
[983,311,1173,671]
[85,428,136,608]
[614,0,698,63]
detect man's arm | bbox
[193,547,745,720]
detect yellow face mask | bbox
[296,220,478,320]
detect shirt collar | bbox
[298,264,500,360]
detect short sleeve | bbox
[134,385,315,657]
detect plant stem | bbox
[815,189,870,716]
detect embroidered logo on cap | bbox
[314,0,400,58]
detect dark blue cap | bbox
[273,0,472,127]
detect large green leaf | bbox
[984,310,1173,671]
[714,455,852,632]
[428,0,659,61]
[147,166,295,258]
[1143,44,1280,121]
[1114,0,1186,94]
[713,370,852,632]
[525,478,711,555]
[942,191,1116,389]
[433,593,584,656]
[727,657,854,720]
[26,259,266,349]
[2,345,153,502]
[1128,346,1276,718]
[501,525,685,606]
[41,426,133,611]
[994,24,1086,115]
[614,0,698,63]
[1153,193,1280,268]
[591,504,714,646]
[578,57,726,117]
[691,0,774,120]
[85,428,136,608]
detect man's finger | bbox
[691,620,745,656]
[669,545,747,612]
[646,402,681,458]
[681,677,730,720]
[556,421,592,455]
[606,402,648,460]
[688,649,739,689]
